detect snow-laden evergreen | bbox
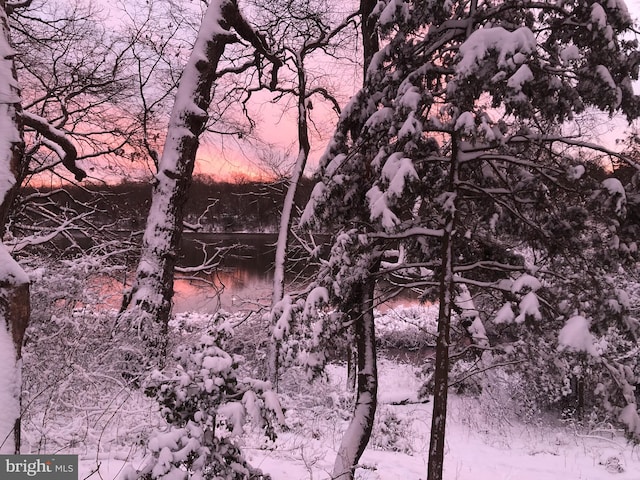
[123,317,283,480]
[289,1,640,478]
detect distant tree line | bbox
[17,175,315,234]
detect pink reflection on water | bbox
[92,268,419,316]
[173,268,273,314]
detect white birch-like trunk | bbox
[0,0,29,453]
[268,52,310,386]
[119,0,280,362]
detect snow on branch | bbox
[22,111,86,181]
[558,315,600,356]
[5,211,93,252]
[4,1,33,14]
[455,26,536,77]
[220,0,282,86]
[601,177,627,216]
[0,243,28,285]
[367,226,444,239]
[507,134,640,171]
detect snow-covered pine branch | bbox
[297,0,640,476]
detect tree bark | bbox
[119,0,280,363]
[427,135,460,480]
[0,0,29,454]
[0,280,29,453]
[268,53,311,388]
[332,276,378,480]
[360,0,379,78]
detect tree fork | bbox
[119,0,281,363]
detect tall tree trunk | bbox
[0,0,29,454]
[345,0,380,392]
[332,276,378,480]
[268,53,311,388]
[119,0,280,363]
[360,0,379,78]
[427,135,460,480]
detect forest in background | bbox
[18,176,315,234]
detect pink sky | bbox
[61,0,640,185]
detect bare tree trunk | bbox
[427,135,460,480]
[0,0,29,454]
[268,53,311,388]
[119,0,280,363]
[333,276,378,480]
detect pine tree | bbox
[297,1,640,479]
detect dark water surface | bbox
[174,233,282,313]
[173,232,417,314]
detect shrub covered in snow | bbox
[370,407,414,454]
[375,304,438,350]
[127,316,285,480]
[21,254,156,453]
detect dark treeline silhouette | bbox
[20,174,315,233]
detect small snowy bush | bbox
[371,407,413,454]
[21,254,156,453]
[128,317,284,480]
[375,304,438,351]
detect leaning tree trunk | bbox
[119,0,280,363]
[0,0,30,454]
[332,276,378,480]
[427,133,460,480]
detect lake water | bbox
[172,233,418,314]
[173,233,281,313]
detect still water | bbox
[174,233,281,313]
[172,233,418,314]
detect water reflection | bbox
[174,268,275,314]
[93,233,420,315]
[177,233,421,314]
[174,233,285,313]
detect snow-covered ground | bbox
[73,358,640,480]
[20,287,640,480]
[252,361,640,480]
